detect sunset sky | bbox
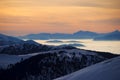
[0,0,120,36]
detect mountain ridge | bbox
[0,33,24,46]
[18,30,120,40]
[94,30,120,40]
[0,33,76,55]
[0,49,118,80]
[55,56,120,80]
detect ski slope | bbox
[55,56,120,80]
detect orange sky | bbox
[0,0,120,36]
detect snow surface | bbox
[0,49,100,69]
[0,52,42,69]
[55,56,120,80]
[0,54,30,68]
[0,33,23,46]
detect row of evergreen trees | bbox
[0,50,113,80]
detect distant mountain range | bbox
[18,30,100,39]
[18,30,120,40]
[94,30,120,40]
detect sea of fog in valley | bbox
[34,39,120,54]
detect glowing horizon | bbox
[0,0,120,36]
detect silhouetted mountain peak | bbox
[74,30,98,35]
[24,40,41,46]
[94,30,120,40]
[18,30,120,40]
[0,33,24,46]
[111,30,120,34]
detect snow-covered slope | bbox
[0,39,76,55]
[0,34,23,46]
[55,56,120,80]
[0,54,30,69]
[0,49,117,69]
[0,49,118,80]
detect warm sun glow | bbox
[0,0,120,36]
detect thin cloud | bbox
[43,22,70,26]
[85,18,120,26]
[0,0,120,9]
[0,16,32,24]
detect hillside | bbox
[0,34,76,55]
[55,56,120,80]
[0,49,118,80]
[0,34,23,46]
